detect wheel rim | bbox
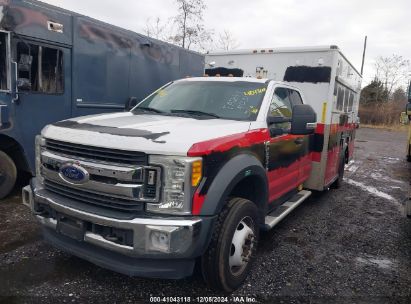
[228,216,255,276]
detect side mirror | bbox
[10,61,19,103]
[125,97,138,111]
[290,104,317,135]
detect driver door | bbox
[266,87,308,204]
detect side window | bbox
[348,92,354,112]
[269,87,293,118]
[337,86,344,111]
[16,42,64,94]
[0,32,8,90]
[288,89,303,106]
[344,88,350,112]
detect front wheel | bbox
[201,197,259,292]
[0,150,17,199]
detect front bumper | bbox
[23,179,215,278]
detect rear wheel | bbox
[0,150,17,199]
[201,197,259,292]
[332,150,346,189]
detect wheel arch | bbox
[344,144,349,164]
[198,153,268,221]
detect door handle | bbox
[294,138,304,145]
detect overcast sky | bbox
[44,0,411,87]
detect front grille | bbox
[144,185,157,198]
[44,180,144,213]
[45,139,147,165]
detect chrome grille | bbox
[44,180,144,212]
[41,139,161,214]
[45,139,147,165]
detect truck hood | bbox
[42,112,252,155]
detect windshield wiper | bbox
[133,106,164,113]
[170,109,220,119]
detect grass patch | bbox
[360,124,408,132]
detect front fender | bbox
[197,153,268,217]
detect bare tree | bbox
[170,0,212,50]
[144,17,167,40]
[374,55,410,100]
[391,87,407,104]
[184,24,214,51]
[216,29,240,51]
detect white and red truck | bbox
[205,46,362,190]
[23,46,361,291]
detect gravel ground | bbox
[0,127,410,303]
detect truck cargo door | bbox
[0,31,11,130]
[12,39,71,172]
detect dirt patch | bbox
[0,188,40,254]
[0,127,410,302]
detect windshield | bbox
[132,80,268,121]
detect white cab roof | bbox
[176,77,269,83]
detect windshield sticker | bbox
[243,87,266,96]
[157,89,167,97]
[249,106,259,114]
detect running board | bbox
[264,190,312,230]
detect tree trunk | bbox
[182,9,187,48]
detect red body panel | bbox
[267,153,312,202]
[187,129,269,157]
[188,129,312,212]
[320,123,356,186]
[188,121,357,214]
[192,191,205,216]
[324,146,341,186]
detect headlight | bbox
[35,135,45,178]
[146,155,202,215]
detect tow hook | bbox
[22,185,33,208]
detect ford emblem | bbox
[59,163,89,184]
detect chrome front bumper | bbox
[23,181,209,259]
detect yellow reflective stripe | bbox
[321,102,327,123]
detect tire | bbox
[201,197,259,292]
[406,200,411,218]
[0,150,17,199]
[331,150,345,189]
